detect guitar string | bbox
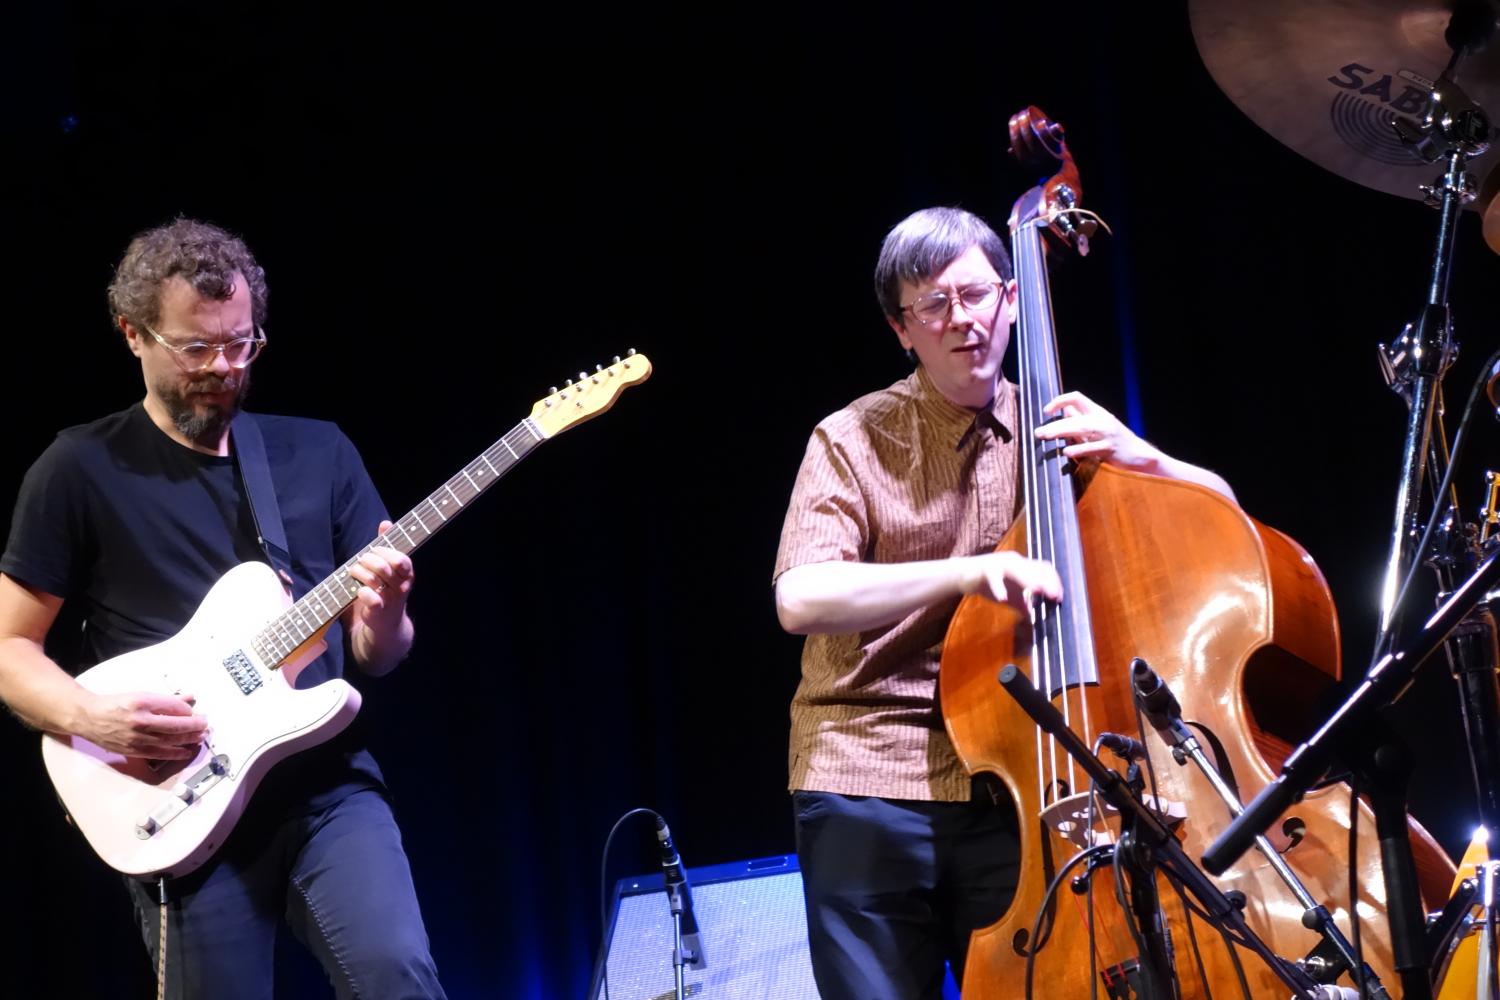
[252,423,543,666]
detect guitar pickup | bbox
[134,754,230,840]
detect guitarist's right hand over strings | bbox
[79,691,208,759]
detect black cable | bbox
[1111,840,1154,993]
[1127,672,1174,997]
[1349,779,1367,1000]
[1086,751,1103,1000]
[1188,721,1240,801]
[1087,841,1100,1000]
[1168,876,1215,1000]
[1160,858,1253,1000]
[1024,844,1113,1000]
[1028,777,1074,955]
[1155,856,1252,949]
[1213,918,1255,1000]
[598,806,663,1000]
[1151,853,1268,1000]
[1372,345,1500,665]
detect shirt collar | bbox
[910,366,1015,450]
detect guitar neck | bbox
[250,418,547,667]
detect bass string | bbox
[1015,215,1091,804]
[1014,218,1086,803]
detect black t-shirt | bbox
[1,402,388,811]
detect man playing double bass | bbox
[773,206,1236,999]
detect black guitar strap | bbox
[231,413,296,595]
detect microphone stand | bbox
[1142,672,1388,997]
[997,664,1324,1000]
[666,877,690,1000]
[654,817,704,1000]
[1204,548,1500,998]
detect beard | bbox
[154,368,252,447]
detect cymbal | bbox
[1189,0,1500,206]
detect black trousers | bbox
[793,782,1020,1000]
[126,787,445,1000]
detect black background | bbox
[4,3,1498,997]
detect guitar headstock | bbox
[529,350,652,438]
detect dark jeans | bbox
[793,783,1020,1000]
[126,787,445,1000]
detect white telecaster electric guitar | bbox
[42,352,651,877]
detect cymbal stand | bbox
[1387,71,1500,999]
[1374,71,1485,659]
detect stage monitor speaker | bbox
[590,853,818,999]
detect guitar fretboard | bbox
[249,418,546,667]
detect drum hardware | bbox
[1192,3,1500,995]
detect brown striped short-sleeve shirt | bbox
[774,367,1022,802]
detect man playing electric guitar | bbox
[0,218,447,998]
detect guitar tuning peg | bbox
[626,348,636,356]
[613,355,621,364]
[549,386,558,395]
[578,371,587,381]
[564,379,573,387]
[595,363,603,372]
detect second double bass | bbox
[940,107,1455,998]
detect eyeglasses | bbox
[900,282,1006,325]
[142,324,267,372]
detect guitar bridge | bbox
[223,649,263,694]
[134,753,230,840]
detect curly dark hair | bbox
[107,218,268,331]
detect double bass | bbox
[939,107,1455,999]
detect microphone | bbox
[1131,658,1186,742]
[655,816,708,969]
[1097,731,1148,761]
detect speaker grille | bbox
[593,859,818,999]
